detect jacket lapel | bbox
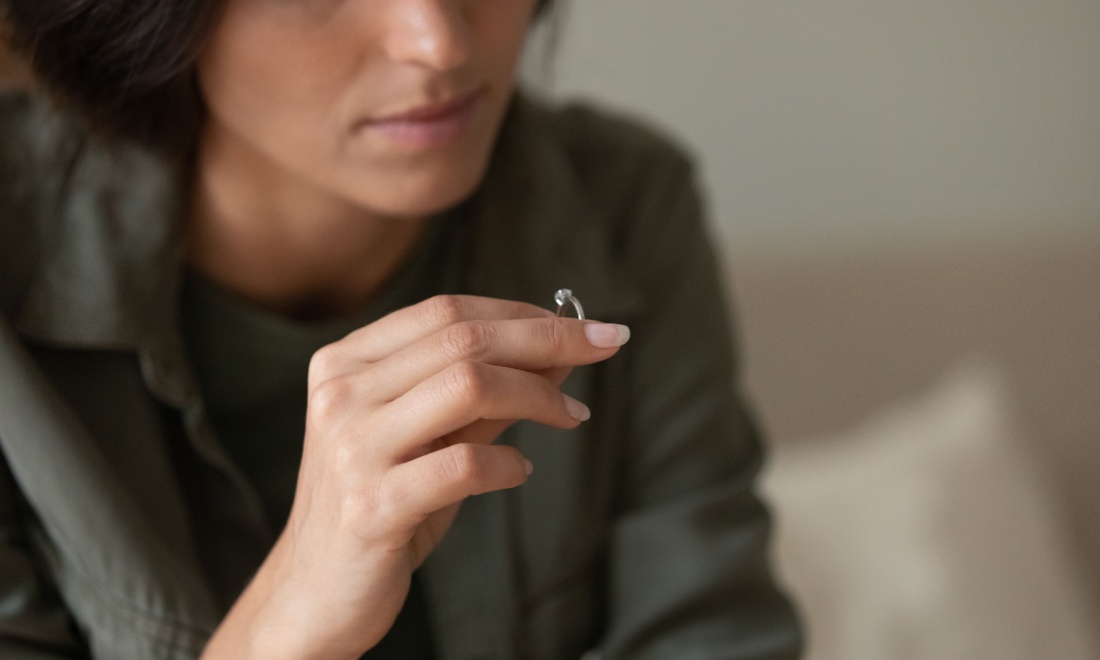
[0,317,221,656]
[11,126,274,539]
[5,123,272,649]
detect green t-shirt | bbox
[181,212,463,658]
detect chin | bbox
[342,153,491,220]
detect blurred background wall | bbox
[529,0,1100,253]
[528,2,1100,658]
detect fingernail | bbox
[563,394,591,421]
[524,459,534,476]
[585,323,631,348]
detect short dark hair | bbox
[2,0,555,159]
[3,0,221,158]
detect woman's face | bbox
[197,0,540,218]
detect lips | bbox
[368,86,484,124]
[357,86,485,150]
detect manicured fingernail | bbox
[585,323,631,348]
[524,459,534,476]
[563,395,591,421]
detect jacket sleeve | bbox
[0,460,85,658]
[0,92,86,660]
[598,155,803,659]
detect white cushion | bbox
[762,359,1100,660]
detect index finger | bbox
[334,294,555,365]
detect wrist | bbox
[203,534,367,660]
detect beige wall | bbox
[529,0,1100,254]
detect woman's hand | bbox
[201,295,630,659]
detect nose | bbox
[381,0,473,72]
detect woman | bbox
[0,0,801,657]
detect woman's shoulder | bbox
[518,93,697,201]
[0,87,38,138]
[515,93,709,258]
[0,87,83,168]
[507,93,707,260]
[0,88,85,318]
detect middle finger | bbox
[366,317,629,402]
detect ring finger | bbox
[367,361,590,462]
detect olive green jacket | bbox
[0,89,801,659]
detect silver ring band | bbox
[553,288,585,320]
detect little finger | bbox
[381,443,532,522]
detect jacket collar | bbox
[15,134,186,352]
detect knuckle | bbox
[308,376,352,422]
[442,361,486,404]
[308,345,340,383]
[441,321,493,361]
[335,472,399,540]
[536,318,568,352]
[445,444,483,484]
[341,490,383,538]
[330,441,360,478]
[423,294,465,329]
[373,478,409,526]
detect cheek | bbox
[474,0,540,76]
[197,7,356,157]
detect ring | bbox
[554,288,585,320]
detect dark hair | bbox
[3,0,220,157]
[2,0,555,158]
